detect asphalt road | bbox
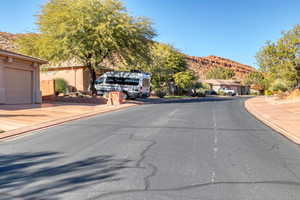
[1,97,300,200]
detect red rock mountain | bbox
[0,32,18,51]
[186,55,256,80]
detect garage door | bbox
[5,68,32,104]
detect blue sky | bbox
[1,0,300,67]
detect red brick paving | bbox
[0,102,138,140]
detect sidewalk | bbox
[0,102,138,140]
[245,96,300,144]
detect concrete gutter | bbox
[244,97,300,144]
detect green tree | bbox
[256,25,300,90]
[16,0,156,93]
[124,42,187,89]
[206,67,235,80]
[149,43,187,88]
[173,71,195,94]
[243,71,266,90]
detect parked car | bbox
[219,88,236,96]
[94,71,151,99]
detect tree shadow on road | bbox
[0,152,130,199]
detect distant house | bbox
[0,49,47,104]
[202,79,250,95]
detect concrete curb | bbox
[0,103,138,141]
[244,98,300,144]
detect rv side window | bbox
[143,79,150,87]
[105,77,116,84]
[96,77,104,84]
[124,78,139,85]
[105,77,139,85]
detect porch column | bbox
[33,63,42,103]
[0,63,5,104]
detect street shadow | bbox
[0,152,130,199]
[133,96,239,105]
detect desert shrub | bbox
[195,88,206,97]
[264,90,273,96]
[250,91,259,96]
[270,80,288,92]
[154,88,167,98]
[218,90,226,96]
[276,91,288,99]
[201,82,211,90]
[54,78,68,95]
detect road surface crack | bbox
[129,133,158,190]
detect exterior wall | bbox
[0,54,42,104]
[40,67,112,93]
[0,59,5,103]
[41,80,55,96]
[33,63,42,103]
[212,85,221,92]
[83,69,90,91]
[40,68,88,92]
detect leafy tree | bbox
[243,71,266,90]
[173,71,195,89]
[149,43,187,88]
[124,42,187,89]
[16,33,60,61]
[16,0,156,93]
[256,25,300,90]
[173,71,195,94]
[206,67,235,80]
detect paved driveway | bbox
[0,97,300,199]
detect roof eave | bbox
[0,49,48,65]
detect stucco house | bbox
[40,64,113,93]
[0,49,47,104]
[0,31,112,93]
[202,79,250,95]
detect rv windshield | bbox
[105,77,139,86]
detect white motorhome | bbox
[94,71,151,99]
